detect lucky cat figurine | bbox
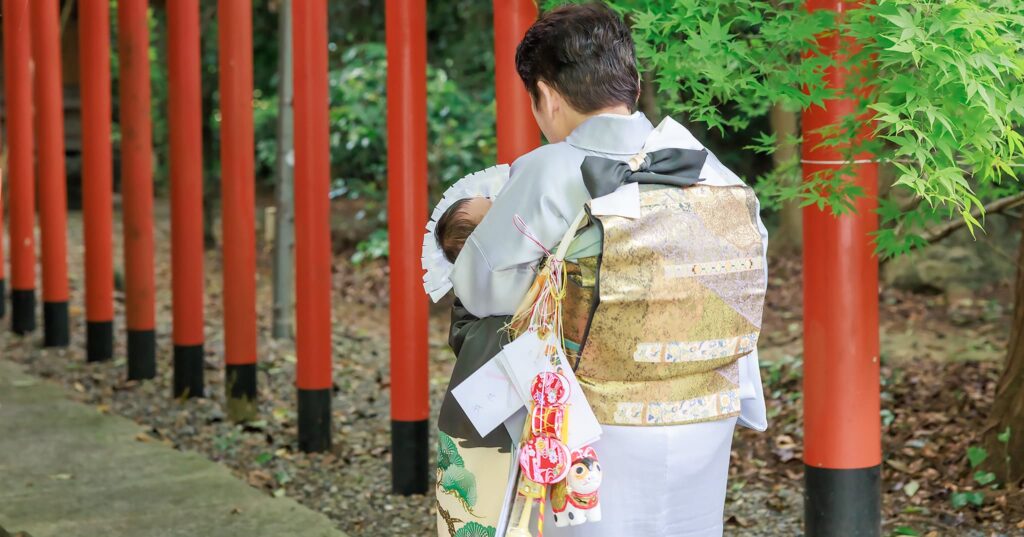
[551,446,602,527]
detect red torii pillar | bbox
[801,1,881,535]
[118,0,158,380]
[79,0,116,362]
[31,0,71,348]
[2,0,35,334]
[493,0,540,163]
[292,0,334,453]
[167,0,207,398]
[386,0,429,495]
[0,167,4,322]
[0,67,3,322]
[219,0,259,422]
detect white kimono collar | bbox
[565,111,654,155]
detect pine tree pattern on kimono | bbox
[435,431,506,537]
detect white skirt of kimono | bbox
[542,416,737,537]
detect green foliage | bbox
[891,527,920,537]
[625,0,834,132]
[951,443,1001,509]
[351,229,389,265]
[950,490,985,509]
[109,2,497,260]
[973,470,996,486]
[848,0,1024,256]
[213,428,240,453]
[967,445,988,468]
[612,0,1024,257]
[252,44,496,249]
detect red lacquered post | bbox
[31,0,71,347]
[386,0,429,495]
[80,0,116,362]
[3,0,36,335]
[118,0,157,380]
[166,0,206,398]
[0,166,5,321]
[801,1,881,534]
[219,0,259,421]
[292,0,333,452]
[493,0,540,163]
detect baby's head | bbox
[435,197,492,263]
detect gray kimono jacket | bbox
[449,112,769,432]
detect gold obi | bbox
[563,185,765,426]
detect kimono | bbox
[435,303,515,537]
[439,112,770,537]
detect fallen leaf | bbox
[886,459,910,473]
[903,480,920,497]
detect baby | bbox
[434,197,492,263]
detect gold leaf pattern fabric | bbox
[564,185,766,426]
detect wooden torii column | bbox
[386,0,430,495]
[117,0,158,380]
[493,0,540,163]
[801,1,881,535]
[31,0,71,347]
[219,0,259,422]
[166,0,207,398]
[292,0,334,453]
[79,0,116,362]
[2,0,36,335]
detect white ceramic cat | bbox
[551,446,602,527]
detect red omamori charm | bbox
[519,435,571,485]
[530,371,570,406]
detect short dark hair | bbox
[435,199,478,263]
[515,2,639,114]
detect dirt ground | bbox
[3,205,1023,536]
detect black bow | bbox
[581,147,709,199]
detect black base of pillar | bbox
[298,388,331,453]
[391,419,429,495]
[805,464,881,537]
[127,330,157,380]
[226,363,258,422]
[11,289,35,335]
[172,344,204,398]
[86,321,114,362]
[43,301,69,347]
[0,279,5,319]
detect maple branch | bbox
[919,192,1024,246]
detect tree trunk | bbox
[984,214,1024,484]
[768,104,802,255]
[271,0,295,340]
